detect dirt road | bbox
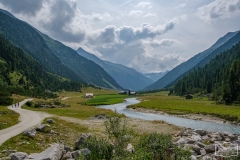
[0,99,50,145]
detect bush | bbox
[0,96,13,105]
[26,101,33,107]
[104,114,132,157]
[84,137,114,160]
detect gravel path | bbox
[0,99,50,145]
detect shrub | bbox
[26,101,33,107]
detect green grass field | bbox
[22,88,123,119]
[85,94,129,106]
[129,93,240,122]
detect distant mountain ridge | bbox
[76,48,153,90]
[0,9,122,90]
[144,30,240,91]
[143,71,169,82]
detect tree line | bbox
[174,42,240,104]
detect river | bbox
[96,98,240,134]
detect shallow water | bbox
[97,98,240,134]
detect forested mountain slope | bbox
[174,42,240,103]
[0,9,122,90]
[0,34,83,105]
[143,31,239,91]
[40,34,122,90]
[77,47,152,90]
[0,11,80,82]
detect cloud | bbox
[143,39,178,48]
[118,19,178,43]
[129,10,143,17]
[91,12,112,22]
[197,0,240,22]
[130,53,185,73]
[0,0,44,16]
[175,3,187,9]
[39,0,85,43]
[143,13,157,18]
[136,2,153,9]
[88,25,117,45]
[119,0,133,7]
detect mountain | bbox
[143,71,169,82]
[0,9,122,90]
[76,48,153,90]
[144,30,240,91]
[40,33,122,90]
[0,34,84,104]
[174,41,240,103]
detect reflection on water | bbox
[97,98,240,134]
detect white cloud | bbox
[197,0,240,22]
[91,12,112,22]
[143,39,178,48]
[175,3,186,9]
[143,13,157,18]
[136,2,153,9]
[129,10,143,17]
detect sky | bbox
[0,0,240,73]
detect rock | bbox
[36,124,47,132]
[46,119,55,124]
[71,150,81,159]
[194,129,207,136]
[64,145,72,152]
[75,133,91,149]
[187,139,197,144]
[191,135,201,141]
[80,148,91,156]
[176,138,187,145]
[204,144,216,153]
[89,114,107,120]
[192,145,201,154]
[200,148,206,155]
[9,152,28,160]
[23,128,36,138]
[61,152,72,160]
[127,143,134,153]
[190,155,197,160]
[29,144,64,160]
[201,135,209,140]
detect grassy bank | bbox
[85,94,129,106]
[128,93,240,122]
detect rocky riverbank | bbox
[174,128,240,159]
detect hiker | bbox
[18,103,19,107]
[15,104,16,108]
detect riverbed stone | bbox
[197,142,206,148]
[187,138,197,144]
[194,129,208,136]
[204,144,216,153]
[191,135,201,141]
[192,145,201,154]
[176,138,187,145]
[190,155,197,160]
[9,152,28,160]
[71,150,81,159]
[200,148,206,155]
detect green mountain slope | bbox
[174,42,240,103]
[167,31,240,88]
[0,9,121,90]
[144,31,239,91]
[0,34,83,105]
[76,48,153,90]
[40,34,122,90]
[0,11,80,82]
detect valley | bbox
[0,3,240,159]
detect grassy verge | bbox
[128,93,240,122]
[85,94,129,106]
[0,107,19,130]
[0,117,88,158]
